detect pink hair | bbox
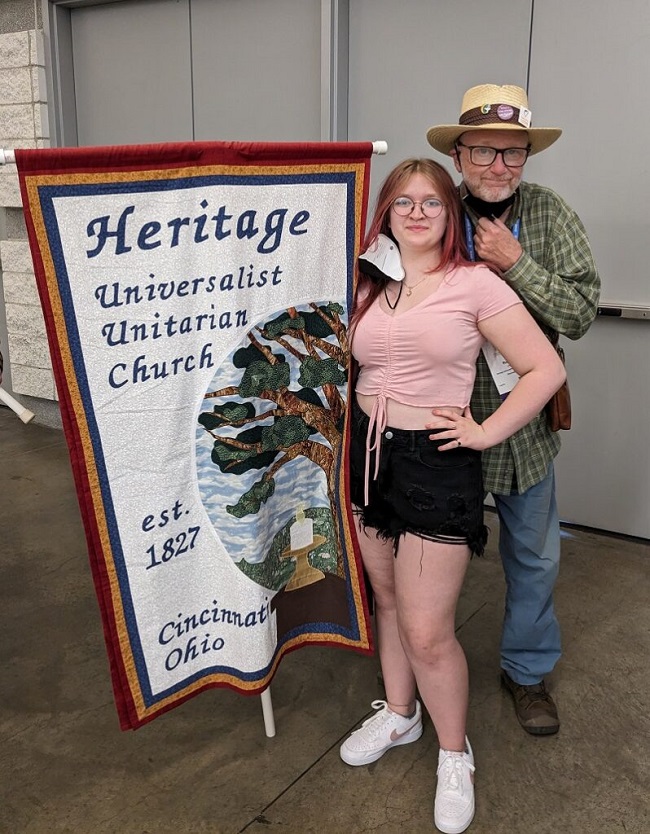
[351,158,472,331]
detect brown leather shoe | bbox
[501,670,560,735]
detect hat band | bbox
[459,103,529,128]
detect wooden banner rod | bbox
[0,143,388,165]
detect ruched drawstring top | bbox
[351,264,521,505]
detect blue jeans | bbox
[494,463,561,685]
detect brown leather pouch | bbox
[545,340,571,431]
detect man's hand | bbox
[474,216,522,271]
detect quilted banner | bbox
[16,141,373,729]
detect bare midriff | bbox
[356,392,463,428]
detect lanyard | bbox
[464,214,520,261]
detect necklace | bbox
[403,274,429,296]
[383,282,403,310]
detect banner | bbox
[16,141,373,729]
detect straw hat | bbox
[426,84,562,156]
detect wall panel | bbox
[191,0,322,142]
[527,0,650,537]
[71,0,193,145]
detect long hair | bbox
[350,158,472,332]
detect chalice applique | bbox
[281,506,326,591]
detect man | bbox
[426,84,600,735]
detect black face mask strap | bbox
[463,190,517,218]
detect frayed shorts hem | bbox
[353,506,488,558]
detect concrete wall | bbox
[0,1,61,426]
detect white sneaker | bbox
[339,699,423,766]
[434,736,476,834]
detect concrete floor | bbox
[1,405,649,834]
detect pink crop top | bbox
[351,263,521,504]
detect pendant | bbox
[405,287,412,297]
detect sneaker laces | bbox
[437,750,475,796]
[351,700,393,740]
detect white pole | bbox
[0,149,15,164]
[0,387,35,423]
[260,687,276,738]
[372,141,388,155]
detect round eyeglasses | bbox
[391,197,445,218]
[455,141,531,168]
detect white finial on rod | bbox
[0,149,16,164]
[372,141,388,155]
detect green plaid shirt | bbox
[466,180,600,494]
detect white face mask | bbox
[358,234,405,282]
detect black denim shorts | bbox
[349,401,487,556]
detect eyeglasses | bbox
[391,197,445,218]
[455,141,531,168]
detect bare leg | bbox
[353,514,416,716]
[394,533,471,752]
